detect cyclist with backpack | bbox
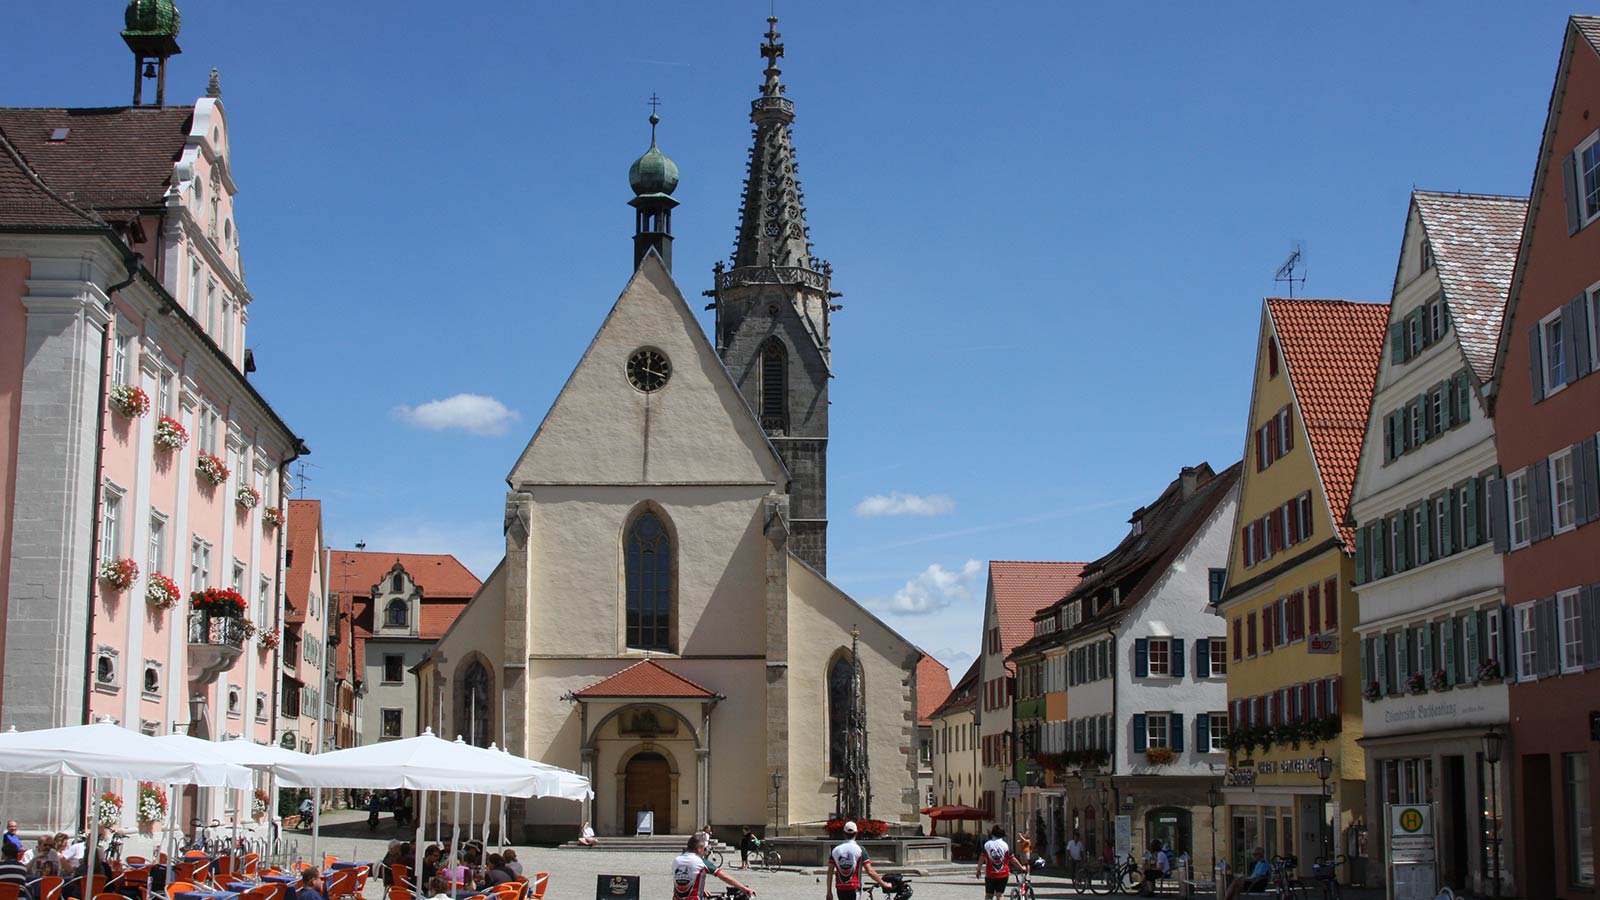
[827,822,890,900]
[978,826,1027,900]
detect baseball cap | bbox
[843,821,858,835]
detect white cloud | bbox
[887,559,982,615]
[854,492,956,518]
[392,393,520,436]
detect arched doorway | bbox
[624,751,673,835]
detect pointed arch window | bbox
[626,511,673,652]
[461,660,492,748]
[827,654,858,777]
[385,598,408,628]
[759,339,788,434]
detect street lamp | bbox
[1097,785,1110,859]
[1207,784,1220,882]
[1483,730,1503,900]
[1316,751,1335,862]
[771,769,784,828]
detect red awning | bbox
[919,804,991,821]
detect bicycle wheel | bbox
[763,849,781,870]
[1021,885,1036,900]
[1116,865,1140,894]
[709,849,725,869]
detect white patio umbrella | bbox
[202,739,319,862]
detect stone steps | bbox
[557,835,735,853]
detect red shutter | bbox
[1282,407,1295,453]
[1232,617,1243,662]
[1325,578,1339,630]
[1293,591,1306,640]
[1261,606,1273,652]
[1287,501,1300,545]
[1307,584,1321,634]
[1256,428,1267,471]
[1299,683,1310,722]
[1243,524,1254,567]
[1248,612,1258,655]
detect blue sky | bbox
[12,2,1579,675]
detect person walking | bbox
[739,828,757,869]
[978,826,1026,900]
[826,822,890,900]
[1065,831,1084,881]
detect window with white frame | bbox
[95,647,118,689]
[1553,449,1577,533]
[142,662,160,697]
[1581,131,1600,224]
[1209,639,1228,677]
[1591,284,1600,373]
[1509,469,1532,549]
[148,513,166,576]
[1209,714,1228,753]
[1486,606,1503,667]
[1518,602,1539,679]
[1412,506,1426,565]
[157,371,173,417]
[232,560,245,592]
[101,485,123,557]
[1148,638,1171,676]
[1146,712,1170,749]
[227,686,241,718]
[188,256,201,312]
[113,331,131,386]
[1561,590,1585,674]
[1434,498,1449,558]
[206,279,218,334]
[190,537,212,591]
[255,692,267,722]
[257,577,271,630]
[1542,308,1567,392]
[221,297,234,358]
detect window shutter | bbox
[1375,518,1389,577]
[1565,149,1584,235]
[1232,619,1242,663]
[1410,308,1425,355]
[1441,489,1456,555]
[1326,578,1339,631]
[1133,714,1147,752]
[1172,638,1185,677]
[1196,713,1210,753]
[1134,638,1149,678]
[1466,611,1482,682]
[1418,499,1432,565]
[1581,437,1600,525]
[1303,493,1314,539]
[1488,477,1508,553]
[1248,612,1257,656]
[1293,592,1306,641]
[1170,713,1185,752]
[1569,293,1592,380]
[1283,408,1294,454]
[1539,597,1560,678]
[1196,638,1209,677]
[1501,606,1518,683]
[1585,585,1600,670]
[1395,629,1411,689]
[1256,427,1266,471]
[1267,423,1279,466]
[1442,617,1457,685]
[1456,372,1472,424]
[1375,633,1389,692]
[1359,636,1370,686]
[1391,324,1405,364]
[1287,500,1300,545]
[1397,510,1411,571]
[1355,527,1367,583]
[1529,325,1546,403]
[1330,676,1342,717]
[1532,458,1553,543]
[1384,413,1395,461]
[1263,604,1275,651]
[1420,622,1435,676]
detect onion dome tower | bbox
[710,16,839,574]
[121,0,183,106]
[628,111,680,272]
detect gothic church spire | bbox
[730,16,818,272]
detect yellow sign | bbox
[1398,809,1423,833]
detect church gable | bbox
[507,255,787,487]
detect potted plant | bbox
[95,790,123,829]
[1430,669,1450,692]
[258,628,281,651]
[1477,658,1503,683]
[196,452,229,486]
[824,817,890,838]
[252,788,272,822]
[145,572,181,609]
[136,782,166,833]
[191,586,248,619]
[236,486,261,509]
[1363,681,1383,702]
[1407,672,1428,695]
[154,415,188,451]
[1144,746,1177,766]
[110,384,151,419]
[1312,716,1340,743]
[99,557,140,592]
[263,507,285,528]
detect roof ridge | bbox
[0,124,106,228]
[1413,190,1528,204]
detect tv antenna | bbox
[292,460,318,498]
[1275,243,1306,298]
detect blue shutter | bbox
[1532,458,1553,543]
[1196,713,1211,753]
[1195,639,1210,678]
[1133,714,1147,752]
[1134,638,1149,678]
[1171,639,1186,679]
[1568,294,1592,380]
[1170,713,1185,752]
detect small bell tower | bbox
[121,0,183,106]
[627,100,680,272]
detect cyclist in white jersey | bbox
[673,834,756,900]
[978,826,1026,900]
[827,822,891,900]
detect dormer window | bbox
[385,598,408,628]
[392,573,404,592]
[1419,239,1434,273]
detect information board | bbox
[1385,803,1436,900]
[1115,815,1132,861]
[596,875,640,900]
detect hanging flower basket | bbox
[252,788,272,820]
[136,781,167,826]
[196,452,229,486]
[262,507,285,528]
[1406,673,1428,695]
[1363,681,1383,702]
[257,628,280,650]
[1430,669,1450,692]
[154,416,188,451]
[99,557,140,591]
[236,486,261,509]
[1143,746,1177,766]
[1477,658,1503,683]
[96,791,123,828]
[191,586,248,618]
[146,572,181,609]
[110,384,151,419]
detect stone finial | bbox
[206,67,221,98]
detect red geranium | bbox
[191,586,247,617]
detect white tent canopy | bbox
[0,723,252,787]
[205,737,314,769]
[272,729,587,799]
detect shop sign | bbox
[1387,803,1437,900]
[1225,766,1256,787]
[1363,684,1507,738]
[1308,634,1338,653]
[1254,756,1324,775]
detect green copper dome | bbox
[123,0,181,36]
[629,115,679,197]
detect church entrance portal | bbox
[624,751,673,834]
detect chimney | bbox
[1180,466,1200,499]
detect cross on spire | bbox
[760,16,785,97]
[647,93,661,115]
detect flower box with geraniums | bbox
[1363,681,1383,703]
[1477,658,1503,683]
[262,506,285,529]
[192,586,248,620]
[110,384,150,419]
[99,557,139,592]
[1143,746,1177,766]
[257,628,280,651]
[154,415,188,451]
[824,817,890,838]
[1407,672,1428,695]
[1430,669,1450,692]
[196,452,229,486]
[236,486,260,510]
[252,788,272,821]
[136,781,166,832]
[96,790,122,829]
[146,573,180,610]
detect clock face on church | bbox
[627,348,672,392]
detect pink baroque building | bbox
[0,1,306,832]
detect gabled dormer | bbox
[374,562,421,637]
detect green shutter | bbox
[1465,479,1481,547]
[1396,512,1411,571]
[1466,611,1482,682]
[1171,713,1185,752]
[1390,325,1405,364]
[1133,714,1147,752]
[1419,500,1433,565]
[1395,629,1411,689]
[1420,623,1434,676]
[1442,617,1457,685]
[1355,528,1367,583]
[1360,636,1370,685]
[1456,372,1472,424]
[1441,490,1456,556]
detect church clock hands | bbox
[627,348,672,392]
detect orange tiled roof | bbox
[1267,298,1391,547]
[929,659,980,719]
[989,561,1088,657]
[334,551,482,665]
[572,660,717,699]
[1411,192,1526,384]
[915,655,953,725]
[283,499,321,624]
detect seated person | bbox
[62,853,112,900]
[577,822,598,847]
[294,869,327,900]
[479,855,515,889]
[0,843,29,891]
[1224,848,1271,900]
[1139,839,1170,896]
[500,851,522,878]
[426,876,452,900]
[420,845,442,885]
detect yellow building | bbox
[1216,299,1388,878]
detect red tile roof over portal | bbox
[989,561,1089,657]
[1411,192,1526,384]
[573,660,717,699]
[1267,298,1390,547]
[915,655,953,725]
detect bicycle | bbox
[1269,854,1306,900]
[1006,858,1044,900]
[746,837,781,871]
[860,874,913,900]
[1310,855,1346,900]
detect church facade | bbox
[418,18,924,841]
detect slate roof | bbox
[0,107,192,219]
[988,562,1088,659]
[572,659,717,699]
[1012,462,1242,654]
[915,655,954,725]
[1410,192,1526,384]
[1267,298,1390,547]
[929,659,980,719]
[0,126,105,229]
[283,499,322,625]
[1578,16,1600,55]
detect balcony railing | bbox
[188,610,246,684]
